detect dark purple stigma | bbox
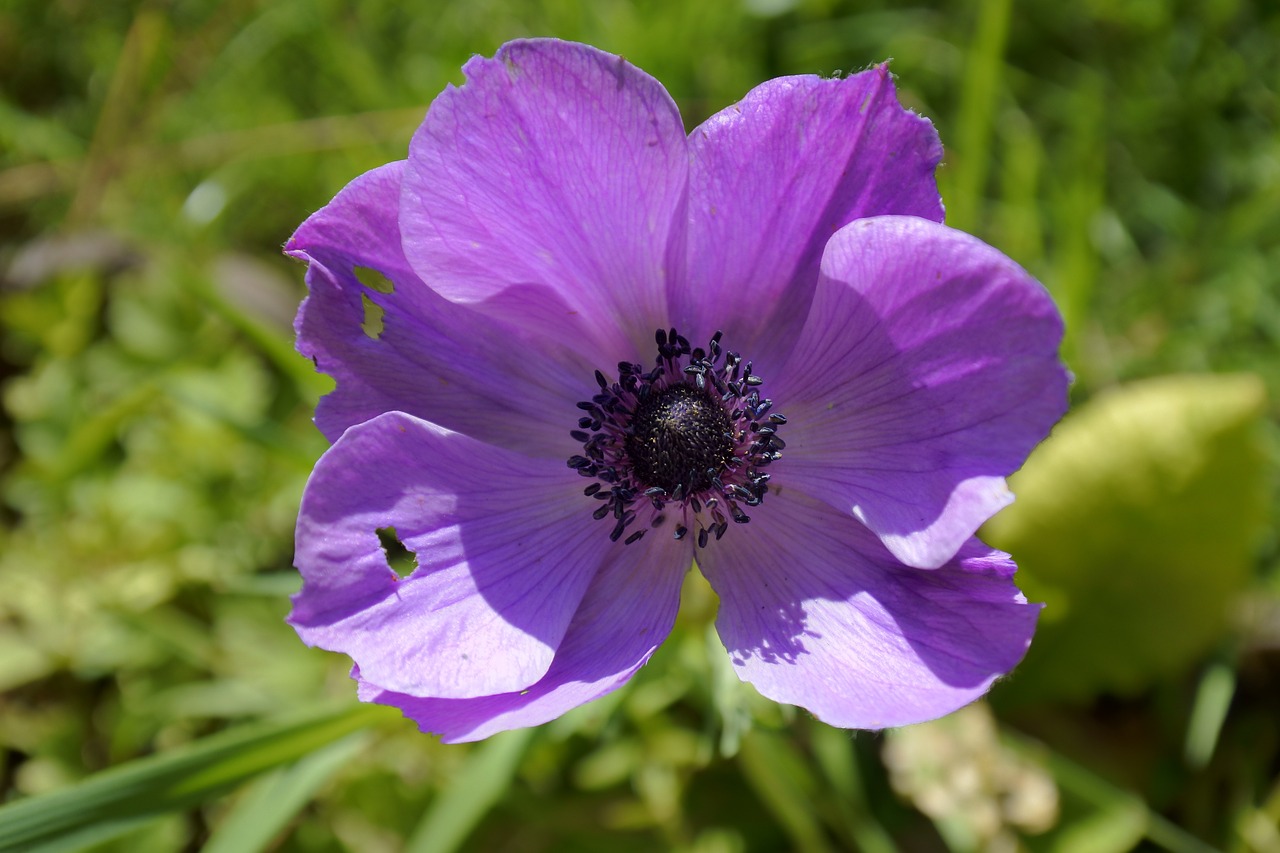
[567,328,786,548]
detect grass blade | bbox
[405,728,534,853]
[201,731,370,853]
[0,704,383,853]
[738,729,834,853]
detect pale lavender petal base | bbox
[679,66,944,366]
[699,491,1039,728]
[774,216,1069,569]
[400,39,688,364]
[356,531,689,743]
[289,162,588,457]
[290,412,614,699]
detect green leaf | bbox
[0,704,385,853]
[737,729,833,853]
[810,725,896,853]
[1003,728,1221,853]
[1050,801,1147,853]
[984,373,1271,703]
[202,732,369,853]
[404,728,534,853]
[1183,660,1236,768]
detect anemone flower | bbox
[286,39,1068,743]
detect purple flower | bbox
[286,39,1068,743]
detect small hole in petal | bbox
[354,266,395,294]
[361,293,385,339]
[376,526,417,578]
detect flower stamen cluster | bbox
[567,328,785,548]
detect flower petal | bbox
[699,492,1039,728]
[400,39,688,362]
[289,162,590,456]
[679,65,943,366]
[290,411,612,698]
[355,529,689,743]
[775,216,1068,569]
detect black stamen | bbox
[569,328,788,549]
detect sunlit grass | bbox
[1,0,1277,850]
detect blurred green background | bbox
[1,0,1277,851]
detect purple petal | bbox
[678,66,943,366]
[288,162,591,456]
[774,216,1068,569]
[355,530,690,743]
[699,492,1039,728]
[400,39,688,363]
[290,411,613,698]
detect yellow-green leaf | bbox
[984,373,1271,703]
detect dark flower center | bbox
[567,329,786,548]
[625,384,735,495]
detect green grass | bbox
[1,0,1277,850]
